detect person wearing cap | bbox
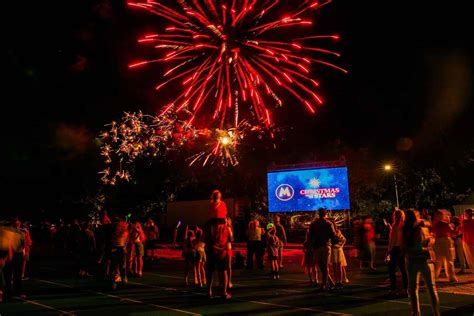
[266,223,281,279]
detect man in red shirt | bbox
[461,209,474,272]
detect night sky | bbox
[3,0,473,216]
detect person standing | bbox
[330,220,347,289]
[204,219,231,299]
[0,246,13,303]
[110,216,129,290]
[461,209,474,271]
[226,217,234,288]
[266,223,280,279]
[452,216,466,273]
[129,222,145,277]
[402,209,440,316]
[246,220,265,270]
[20,223,32,280]
[79,222,96,277]
[309,208,338,291]
[3,219,26,297]
[359,215,376,270]
[193,228,206,287]
[432,210,458,282]
[302,230,317,284]
[145,219,159,261]
[387,210,408,295]
[274,216,287,268]
[182,226,196,286]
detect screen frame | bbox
[267,166,351,213]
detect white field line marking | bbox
[130,279,351,316]
[137,272,463,310]
[277,287,456,310]
[438,289,474,296]
[35,278,200,315]
[231,296,352,316]
[14,295,75,315]
[145,271,245,287]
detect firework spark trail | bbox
[128,0,346,130]
[99,111,198,185]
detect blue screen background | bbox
[267,167,350,212]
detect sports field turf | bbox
[2,247,473,315]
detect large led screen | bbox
[267,167,350,212]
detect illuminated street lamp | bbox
[384,164,399,209]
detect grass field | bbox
[1,246,473,315]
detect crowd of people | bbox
[1,189,473,316]
[383,208,473,316]
[0,213,162,300]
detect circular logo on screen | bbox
[275,184,295,201]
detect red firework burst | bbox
[128,0,346,129]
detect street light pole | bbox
[384,164,400,209]
[393,173,400,209]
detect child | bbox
[302,229,318,284]
[182,226,196,285]
[331,221,347,289]
[193,227,206,287]
[266,223,280,279]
